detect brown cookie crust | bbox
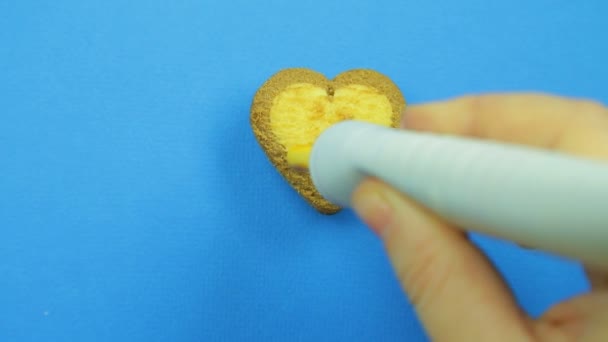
[251,68,405,214]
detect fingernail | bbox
[352,188,394,237]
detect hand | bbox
[351,94,608,341]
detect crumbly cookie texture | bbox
[251,68,406,214]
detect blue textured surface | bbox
[1,1,605,341]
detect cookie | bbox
[251,68,405,214]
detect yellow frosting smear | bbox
[270,83,393,168]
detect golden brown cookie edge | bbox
[333,69,406,127]
[250,68,342,214]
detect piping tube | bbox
[310,120,608,268]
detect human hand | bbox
[351,94,608,341]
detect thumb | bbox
[351,178,532,341]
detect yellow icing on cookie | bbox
[270,83,393,168]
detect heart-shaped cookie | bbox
[251,68,406,214]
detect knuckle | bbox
[457,95,489,136]
[461,94,494,111]
[459,95,484,116]
[393,237,452,309]
[575,99,607,117]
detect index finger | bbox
[404,93,608,288]
[403,93,608,161]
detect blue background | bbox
[1,1,605,341]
